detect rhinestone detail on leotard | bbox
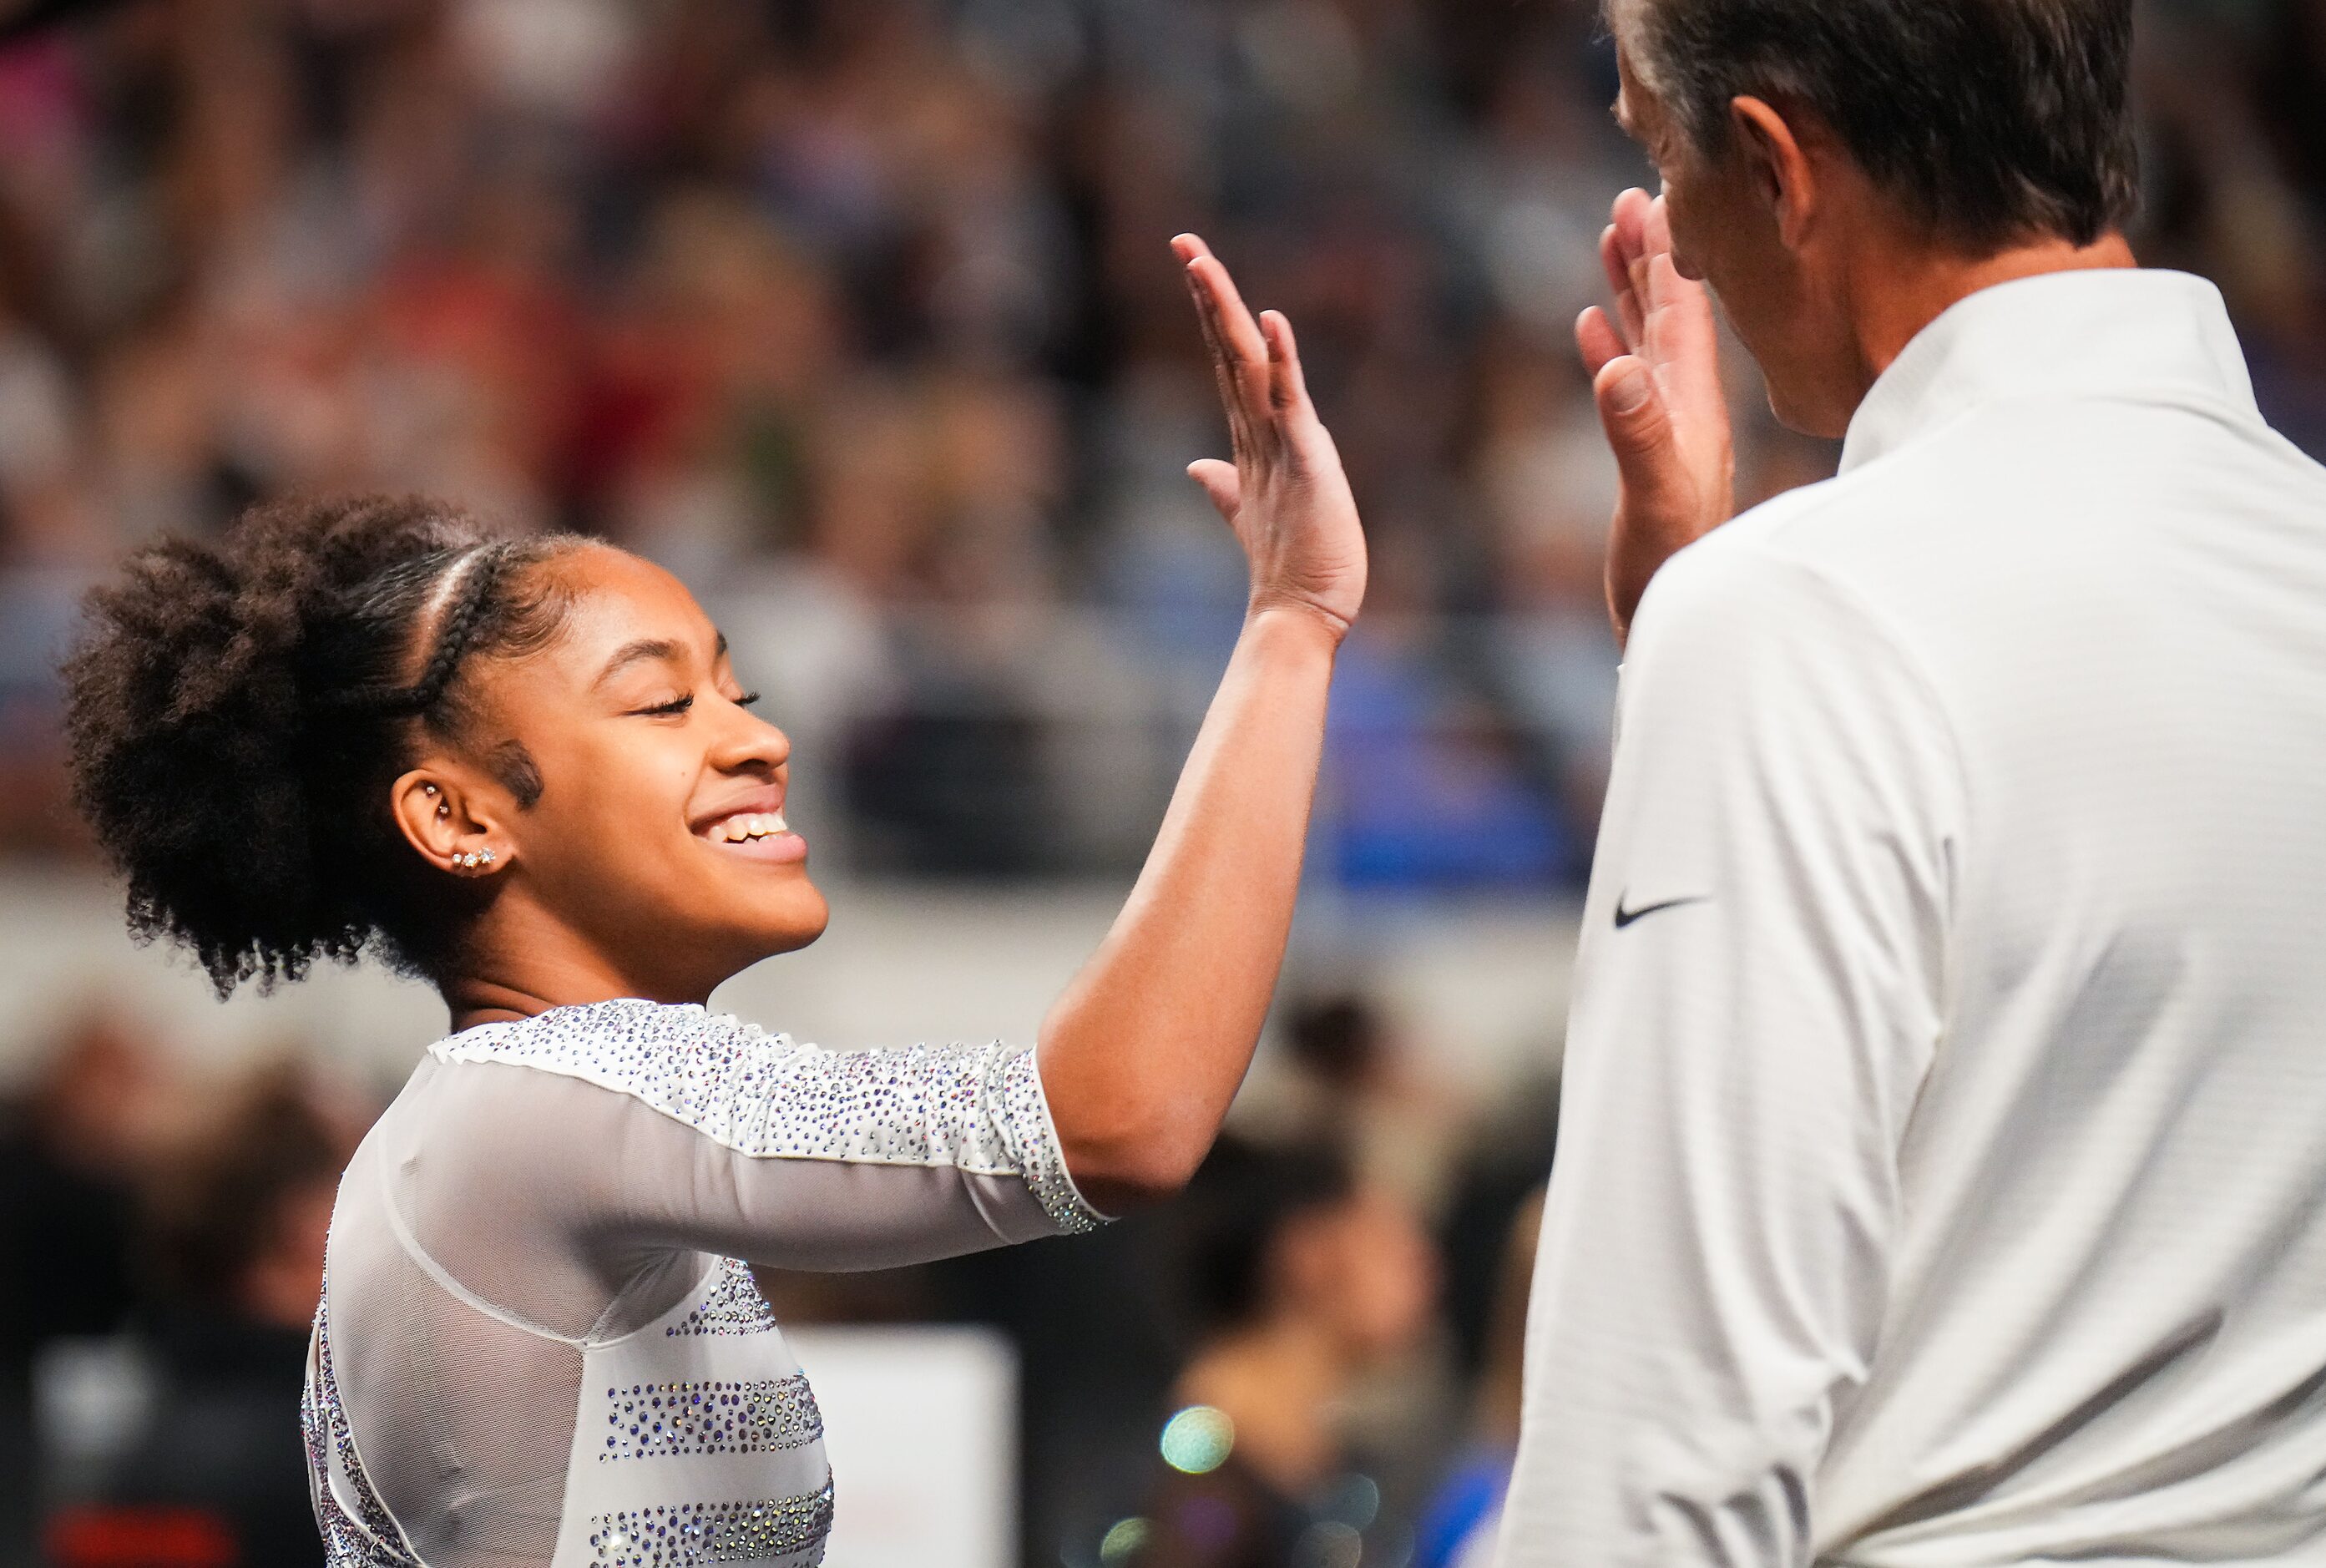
[996,1045,1098,1232]
[431,1000,1103,1234]
[602,1374,822,1460]
[666,1257,778,1338]
[302,1287,422,1568]
[589,1485,836,1567]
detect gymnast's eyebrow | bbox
[594,638,687,687]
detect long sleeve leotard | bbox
[303,999,1105,1568]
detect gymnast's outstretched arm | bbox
[1035,236,1368,1213]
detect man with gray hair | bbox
[1499,0,2326,1562]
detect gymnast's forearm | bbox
[1034,603,1337,1210]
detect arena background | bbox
[0,1,2317,1565]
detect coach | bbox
[1497,0,2326,1563]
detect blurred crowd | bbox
[0,0,2318,882]
[0,1009,363,1568]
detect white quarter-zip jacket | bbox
[1497,270,2326,1566]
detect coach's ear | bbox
[1729,94,1818,251]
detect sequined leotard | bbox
[302,999,1105,1568]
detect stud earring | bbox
[478,848,497,866]
[436,802,450,819]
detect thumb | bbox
[1592,356,1679,498]
[1187,458,1241,522]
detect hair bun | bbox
[64,495,485,993]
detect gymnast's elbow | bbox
[1053,1120,1208,1213]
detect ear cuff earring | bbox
[454,849,497,870]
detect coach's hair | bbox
[63,495,587,995]
[1621,0,2138,249]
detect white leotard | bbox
[301,999,1104,1568]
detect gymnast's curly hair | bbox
[63,494,586,995]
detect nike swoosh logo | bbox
[1613,893,1707,929]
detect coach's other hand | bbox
[1577,189,1735,647]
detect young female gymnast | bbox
[59,238,1363,1568]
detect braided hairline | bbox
[314,543,512,721]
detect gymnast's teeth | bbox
[707,811,790,842]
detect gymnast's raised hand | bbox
[1034,232,1365,1201]
[1173,232,1368,635]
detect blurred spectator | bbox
[1413,1188,1540,1568]
[1262,991,1464,1216]
[1434,1066,1557,1388]
[0,1011,173,1568]
[1115,1136,1437,1568]
[58,1065,350,1568]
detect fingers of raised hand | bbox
[1611,187,1654,250]
[1259,310,1309,417]
[1179,251,1250,451]
[1181,250,1277,458]
[1611,190,1656,322]
[1577,305,1628,381]
[1184,251,1269,373]
[1600,225,1645,349]
[1641,251,1726,413]
[1642,194,1676,262]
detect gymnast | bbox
[59,235,1363,1568]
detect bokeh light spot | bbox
[1322,1473,1381,1531]
[1293,1520,1363,1568]
[1159,1404,1236,1474]
[1099,1517,1153,1565]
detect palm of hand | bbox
[1173,235,1368,635]
[1575,190,1735,643]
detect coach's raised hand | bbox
[1173,233,1368,638]
[1576,189,1734,646]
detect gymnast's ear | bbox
[390,767,508,878]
